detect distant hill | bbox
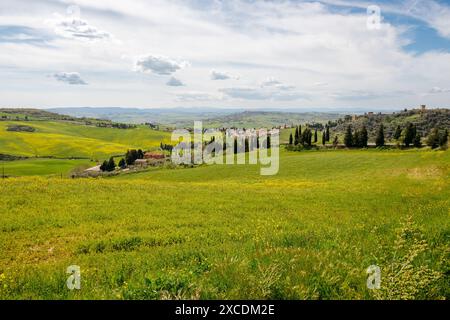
[199,111,342,129]
[48,107,238,126]
[0,108,75,121]
[47,107,343,128]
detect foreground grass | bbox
[0,149,448,299]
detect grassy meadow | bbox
[0,149,448,299]
[0,158,95,177]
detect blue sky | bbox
[1,0,450,110]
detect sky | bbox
[1,0,450,111]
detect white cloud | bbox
[135,55,188,75]
[166,77,184,86]
[260,77,282,87]
[53,72,87,85]
[48,13,111,41]
[429,87,450,94]
[210,70,237,80]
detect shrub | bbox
[372,217,444,300]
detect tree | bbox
[344,125,353,147]
[325,125,330,142]
[137,149,144,159]
[353,130,360,147]
[426,128,440,149]
[100,160,108,172]
[125,149,138,165]
[413,133,422,148]
[294,126,299,145]
[333,135,339,148]
[118,158,126,169]
[394,125,402,140]
[359,126,368,148]
[301,128,312,147]
[314,129,318,143]
[322,131,326,146]
[289,133,293,145]
[403,123,416,147]
[376,124,385,147]
[107,157,116,171]
[439,129,448,148]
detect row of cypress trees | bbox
[289,124,329,147]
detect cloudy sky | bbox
[1,0,450,110]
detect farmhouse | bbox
[144,152,165,160]
[134,159,148,167]
[84,165,101,172]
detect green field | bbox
[0,149,448,299]
[0,158,95,177]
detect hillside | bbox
[328,108,450,140]
[0,120,171,160]
[0,109,173,177]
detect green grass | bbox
[0,158,95,177]
[0,121,171,160]
[0,149,448,299]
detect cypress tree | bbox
[125,149,138,165]
[322,131,326,145]
[294,127,299,145]
[301,128,312,147]
[393,125,402,140]
[100,160,108,172]
[314,129,318,143]
[413,133,422,148]
[427,128,440,149]
[439,129,448,147]
[118,158,126,169]
[376,124,385,147]
[289,133,293,145]
[325,125,330,142]
[403,123,415,147]
[107,157,116,172]
[344,125,353,147]
[360,126,368,148]
[353,130,360,148]
[333,135,339,148]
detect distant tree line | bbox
[160,142,173,151]
[95,122,137,129]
